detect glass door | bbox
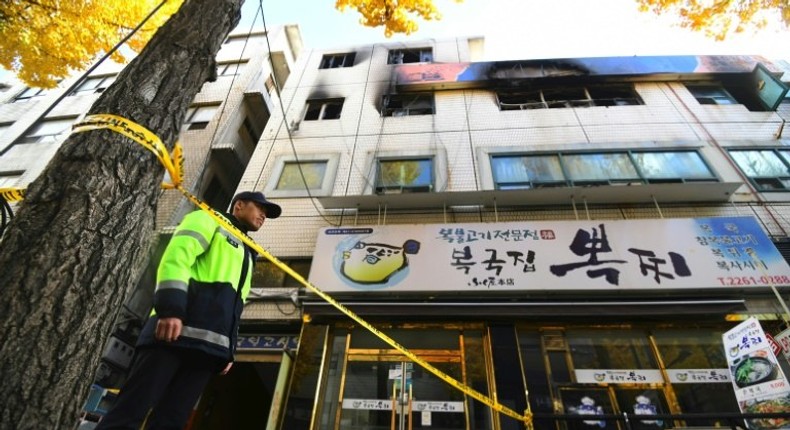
[337,353,467,430]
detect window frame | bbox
[382,93,435,117]
[374,156,435,194]
[14,87,48,103]
[728,148,790,192]
[387,48,433,65]
[488,149,718,190]
[217,61,247,77]
[15,117,76,144]
[70,74,117,95]
[303,98,344,121]
[184,104,221,130]
[264,153,340,198]
[685,83,738,106]
[319,52,357,69]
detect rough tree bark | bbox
[0,0,244,428]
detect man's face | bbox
[233,200,267,231]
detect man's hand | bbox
[155,317,183,342]
[220,362,233,375]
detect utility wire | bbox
[259,0,339,227]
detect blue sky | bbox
[245,0,790,61]
[2,1,788,83]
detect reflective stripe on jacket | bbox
[137,210,254,361]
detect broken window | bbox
[382,93,435,116]
[319,53,356,69]
[304,98,344,121]
[496,84,643,110]
[387,48,433,64]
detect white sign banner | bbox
[723,317,790,424]
[413,401,464,413]
[342,398,393,411]
[575,369,664,384]
[309,217,790,293]
[666,369,731,383]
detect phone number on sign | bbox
[717,276,790,286]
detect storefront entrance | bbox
[339,353,466,430]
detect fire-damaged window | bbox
[497,84,643,110]
[382,93,435,116]
[685,84,737,105]
[490,150,716,189]
[304,98,344,121]
[729,148,790,191]
[319,52,356,69]
[375,157,434,193]
[387,48,433,64]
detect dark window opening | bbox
[319,53,356,69]
[304,98,344,121]
[497,84,643,110]
[388,48,433,64]
[382,93,435,116]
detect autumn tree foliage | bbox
[637,0,790,40]
[0,0,184,88]
[337,0,459,36]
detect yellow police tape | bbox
[0,188,25,203]
[69,114,534,428]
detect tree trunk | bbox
[0,0,244,428]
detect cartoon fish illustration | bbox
[341,239,420,284]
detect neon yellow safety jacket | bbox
[137,209,255,361]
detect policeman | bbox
[96,191,281,430]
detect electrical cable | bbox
[0,195,12,237]
[259,0,339,227]
[179,4,263,216]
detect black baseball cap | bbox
[231,191,282,219]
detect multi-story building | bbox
[0,25,304,426]
[222,35,790,429]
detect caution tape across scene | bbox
[26,114,534,427]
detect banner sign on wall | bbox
[308,217,790,293]
[723,317,790,428]
[574,369,664,384]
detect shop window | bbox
[252,258,311,289]
[13,86,48,103]
[382,93,435,116]
[217,61,246,77]
[319,52,356,69]
[653,329,739,426]
[303,98,344,121]
[729,149,790,191]
[16,117,76,144]
[686,84,737,105]
[375,157,434,194]
[70,75,117,95]
[387,47,433,64]
[567,329,657,370]
[496,84,643,110]
[184,104,220,130]
[490,150,716,189]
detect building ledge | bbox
[317,182,741,210]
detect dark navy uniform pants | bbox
[95,346,224,430]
